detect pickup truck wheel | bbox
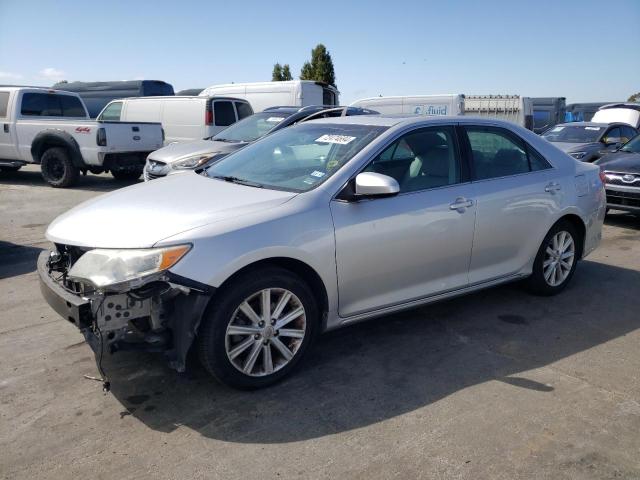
[41,147,79,187]
[111,167,142,181]
[197,267,319,389]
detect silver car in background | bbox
[39,116,605,389]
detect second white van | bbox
[97,96,253,144]
[199,80,339,112]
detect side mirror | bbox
[354,172,399,197]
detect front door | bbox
[331,125,476,317]
[0,91,18,160]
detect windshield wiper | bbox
[214,138,241,143]
[211,175,263,188]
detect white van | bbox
[199,80,339,112]
[591,103,640,129]
[350,94,534,130]
[97,96,253,144]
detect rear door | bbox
[102,122,163,152]
[0,90,19,160]
[462,125,558,284]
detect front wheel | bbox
[525,220,580,296]
[197,267,319,389]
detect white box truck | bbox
[199,80,340,112]
[349,94,534,130]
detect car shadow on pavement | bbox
[99,259,640,444]
[0,168,141,193]
[0,241,44,279]
[605,212,640,230]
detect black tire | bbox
[0,166,21,172]
[525,220,581,296]
[40,147,79,187]
[197,267,319,389]
[111,167,142,181]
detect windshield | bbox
[621,134,640,153]
[206,123,387,192]
[212,112,292,143]
[542,125,603,143]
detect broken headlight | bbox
[68,245,190,288]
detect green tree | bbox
[299,44,336,87]
[272,63,283,81]
[281,64,293,81]
[628,92,640,102]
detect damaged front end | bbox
[37,244,213,372]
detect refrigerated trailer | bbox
[349,94,534,130]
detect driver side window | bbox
[364,127,461,193]
[604,127,621,143]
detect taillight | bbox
[205,105,213,126]
[96,128,107,146]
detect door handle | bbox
[449,197,474,211]
[544,182,561,193]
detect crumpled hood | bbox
[147,139,245,164]
[551,141,601,153]
[596,151,640,173]
[46,173,296,248]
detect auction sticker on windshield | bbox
[266,117,286,122]
[585,127,601,131]
[316,134,356,145]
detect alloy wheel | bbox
[543,230,575,287]
[225,288,306,377]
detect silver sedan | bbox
[39,116,605,389]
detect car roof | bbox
[554,122,615,128]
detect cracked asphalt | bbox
[1,165,640,479]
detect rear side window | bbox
[21,93,85,117]
[620,126,637,143]
[465,127,550,180]
[0,92,9,117]
[235,101,252,120]
[99,102,123,121]
[60,95,86,117]
[214,101,236,126]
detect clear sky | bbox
[1,0,638,104]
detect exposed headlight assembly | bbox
[171,154,214,170]
[569,151,587,160]
[68,245,190,288]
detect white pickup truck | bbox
[0,87,164,187]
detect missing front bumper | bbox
[37,250,213,372]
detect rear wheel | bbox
[111,166,142,181]
[525,220,580,296]
[40,147,79,187]
[197,267,319,389]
